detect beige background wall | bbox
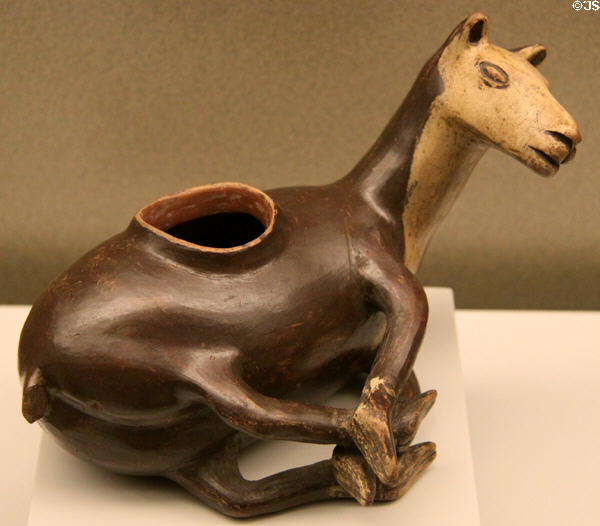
[1,0,598,308]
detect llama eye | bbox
[478,61,509,88]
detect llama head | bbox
[435,13,581,176]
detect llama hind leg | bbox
[169,433,435,517]
[182,349,353,445]
[168,435,347,518]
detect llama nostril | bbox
[562,145,577,164]
[545,130,573,152]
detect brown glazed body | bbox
[20,181,411,469]
[18,14,581,517]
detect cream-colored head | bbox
[436,13,581,176]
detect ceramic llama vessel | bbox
[19,13,580,517]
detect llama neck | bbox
[343,96,486,273]
[341,52,487,273]
[343,53,444,225]
[402,103,486,272]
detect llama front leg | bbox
[181,348,353,445]
[350,249,432,485]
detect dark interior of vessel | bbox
[166,212,266,248]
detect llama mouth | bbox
[528,146,560,173]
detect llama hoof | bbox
[332,445,377,506]
[392,390,437,448]
[350,401,398,485]
[375,442,437,502]
[332,441,437,506]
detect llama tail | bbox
[22,369,49,423]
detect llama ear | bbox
[512,44,547,66]
[460,12,488,46]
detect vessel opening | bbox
[166,212,265,248]
[138,183,276,251]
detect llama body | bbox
[19,13,580,517]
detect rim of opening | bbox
[135,183,277,253]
